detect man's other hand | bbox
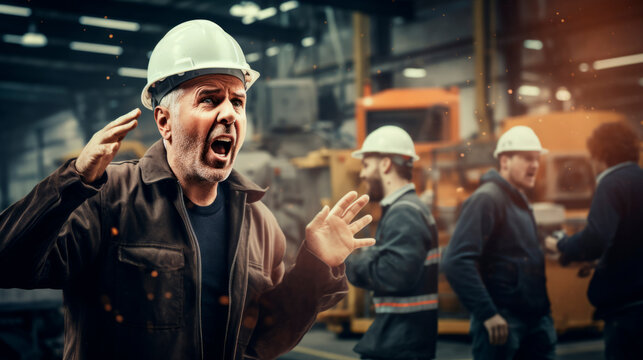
[305,191,375,267]
[484,313,509,345]
[545,235,561,260]
[75,108,140,183]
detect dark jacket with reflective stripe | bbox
[0,140,347,360]
[557,163,643,318]
[346,189,438,359]
[442,169,551,322]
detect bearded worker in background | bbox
[346,126,439,360]
[0,20,375,360]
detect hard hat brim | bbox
[493,147,549,158]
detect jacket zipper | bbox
[176,183,204,360]
[223,193,246,359]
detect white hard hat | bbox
[352,125,419,162]
[493,125,548,158]
[141,19,260,110]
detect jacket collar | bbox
[481,169,532,210]
[140,140,267,203]
[596,161,637,185]
[380,183,415,207]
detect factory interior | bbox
[0,0,641,359]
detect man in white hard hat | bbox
[346,126,439,360]
[0,20,375,360]
[442,126,556,360]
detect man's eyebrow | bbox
[232,90,246,99]
[197,88,223,97]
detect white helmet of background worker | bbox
[141,19,260,109]
[352,125,420,164]
[493,125,548,158]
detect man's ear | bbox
[379,156,393,174]
[154,106,172,141]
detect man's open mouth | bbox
[211,137,233,157]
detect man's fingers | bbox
[329,191,358,218]
[307,205,330,231]
[103,119,138,142]
[490,326,499,345]
[105,108,141,131]
[498,325,508,345]
[348,214,372,235]
[341,194,369,223]
[353,237,376,249]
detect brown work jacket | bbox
[0,140,347,360]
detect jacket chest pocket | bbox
[113,244,185,329]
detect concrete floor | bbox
[279,325,605,360]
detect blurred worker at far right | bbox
[545,122,643,360]
[442,125,555,360]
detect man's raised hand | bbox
[305,191,376,267]
[75,108,140,183]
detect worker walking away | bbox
[442,126,556,360]
[0,20,376,360]
[346,126,439,360]
[545,122,643,360]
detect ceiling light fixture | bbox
[518,85,540,97]
[403,68,427,78]
[265,46,280,57]
[555,87,571,101]
[3,32,47,47]
[256,7,277,20]
[301,36,315,47]
[246,52,261,63]
[117,67,147,78]
[79,16,140,32]
[523,39,543,50]
[593,53,643,70]
[279,1,299,12]
[0,4,31,17]
[70,41,123,56]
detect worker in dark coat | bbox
[346,126,439,360]
[546,121,643,360]
[442,126,556,360]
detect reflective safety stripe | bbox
[424,248,440,266]
[373,294,438,314]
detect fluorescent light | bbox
[70,41,123,56]
[265,46,280,57]
[22,32,47,47]
[518,85,540,96]
[0,4,31,17]
[301,36,315,47]
[229,2,260,17]
[3,33,47,47]
[578,63,590,72]
[280,1,299,12]
[256,7,277,20]
[403,68,427,78]
[593,53,643,70]
[555,87,571,101]
[117,67,147,78]
[523,39,543,50]
[79,16,140,32]
[246,52,261,63]
[242,16,256,25]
